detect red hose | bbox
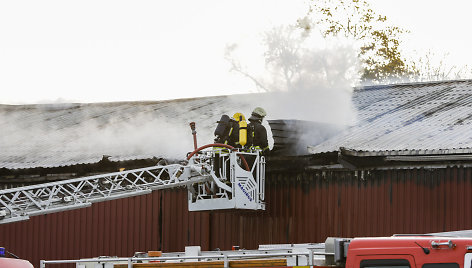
[187,143,250,171]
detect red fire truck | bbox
[331,235,472,268]
[38,235,472,268]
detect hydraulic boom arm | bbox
[0,145,266,224]
[0,163,208,224]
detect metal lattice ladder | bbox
[0,163,208,224]
[0,149,266,224]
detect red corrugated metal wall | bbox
[0,191,164,268]
[1,167,472,267]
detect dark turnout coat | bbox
[247,119,269,152]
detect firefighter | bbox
[247,107,269,154]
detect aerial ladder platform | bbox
[0,143,266,224]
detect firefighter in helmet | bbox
[247,107,269,154]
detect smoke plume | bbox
[227,24,359,124]
[1,23,363,167]
[226,23,361,153]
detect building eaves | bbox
[338,147,472,157]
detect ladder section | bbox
[0,147,267,224]
[0,163,209,224]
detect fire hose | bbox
[187,143,250,171]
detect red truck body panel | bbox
[346,236,472,268]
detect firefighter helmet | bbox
[250,107,267,120]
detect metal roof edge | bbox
[0,92,266,107]
[340,147,472,157]
[307,146,337,155]
[385,154,472,162]
[0,97,217,108]
[0,156,161,171]
[308,147,472,157]
[354,78,472,91]
[372,163,472,170]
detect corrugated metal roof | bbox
[0,95,257,169]
[309,80,472,155]
[3,79,472,169]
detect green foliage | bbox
[305,0,413,83]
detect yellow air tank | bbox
[233,113,247,147]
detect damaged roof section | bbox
[269,119,343,156]
[309,80,472,157]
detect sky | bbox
[0,0,471,104]
[369,0,472,73]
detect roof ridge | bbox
[356,78,472,91]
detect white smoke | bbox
[226,23,360,126]
[0,103,223,168]
[224,23,361,154]
[0,22,363,167]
